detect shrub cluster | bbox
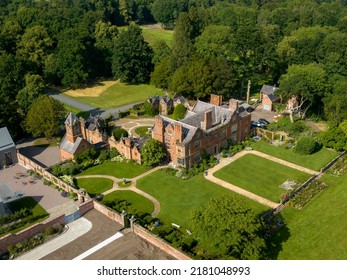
[0,213,48,236]
[221,140,252,158]
[7,225,64,258]
[318,125,347,151]
[112,128,128,141]
[51,148,120,177]
[152,225,197,254]
[180,156,218,179]
[267,117,308,137]
[294,136,321,155]
[0,208,33,227]
[172,104,187,120]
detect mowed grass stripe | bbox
[252,141,338,171]
[214,154,311,202]
[137,171,268,230]
[77,178,113,197]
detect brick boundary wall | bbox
[133,224,191,260]
[93,200,125,226]
[17,152,192,260]
[79,200,94,216]
[0,215,65,254]
[17,152,83,200]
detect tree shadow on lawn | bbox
[261,212,291,260]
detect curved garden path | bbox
[76,166,166,217]
[205,149,318,208]
[116,118,156,137]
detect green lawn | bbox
[274,171,347,259]
[76,178,113,197]
[33,137,61,147]
[64,82,164,109]
[136,170,268,230]
[78,162,149,178]
[63,104,89,119]
[101,190,154,215]
[252,140,338,171]
[135,126,151,138]
[214,154,311,202]
[2,197,49,236]
[141,28,174,47]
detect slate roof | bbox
[59,135,83,155]
[157,100,250,144]
[161,116,198,144]
[260,85,280,103]
[0,127,15,152]
[65,112,80,126]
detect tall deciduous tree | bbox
[141,139,166,167]
[25,95,65,138]
[112,24,153,84]
[278,63,327,120]
[323,79,347,125]
[190,195,267,260]
[16,74,46,116]
[277,26,332,66]
[151,0,188,29]
[16,25,53,70]
[0,52,25,139]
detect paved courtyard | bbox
[251,106,278,122]
[0,164,74,214]
[17,140,61,168]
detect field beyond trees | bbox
[63,81,163,109]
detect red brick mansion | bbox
[59,113,143,164]
[152,95,251,169]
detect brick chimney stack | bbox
[174,123,183,143]
[210,94,223,106]
[152,116,164,143]
[229,99,239,112]
[203,110,212,130]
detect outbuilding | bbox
[0,127,18,168]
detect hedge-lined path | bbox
[76,165,167,217]
[205,149,318,208]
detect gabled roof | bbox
[261,85,279,96]
[0,127,15,152]
[65,112,80,126]
[261,85,280,103]
[160,116,198,144]
[180,100,233,130]
[59,135,83,155]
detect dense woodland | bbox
[1,0,347,141]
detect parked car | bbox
[251,121,266,128]
[258,118,270,125]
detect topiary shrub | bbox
[112,128,128,141]
[143,101,158,116]
[173,104,187,120]
[294,136,320,155]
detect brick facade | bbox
[59,113,143,164]
[152,95,251,169]
[260,84,280,111]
